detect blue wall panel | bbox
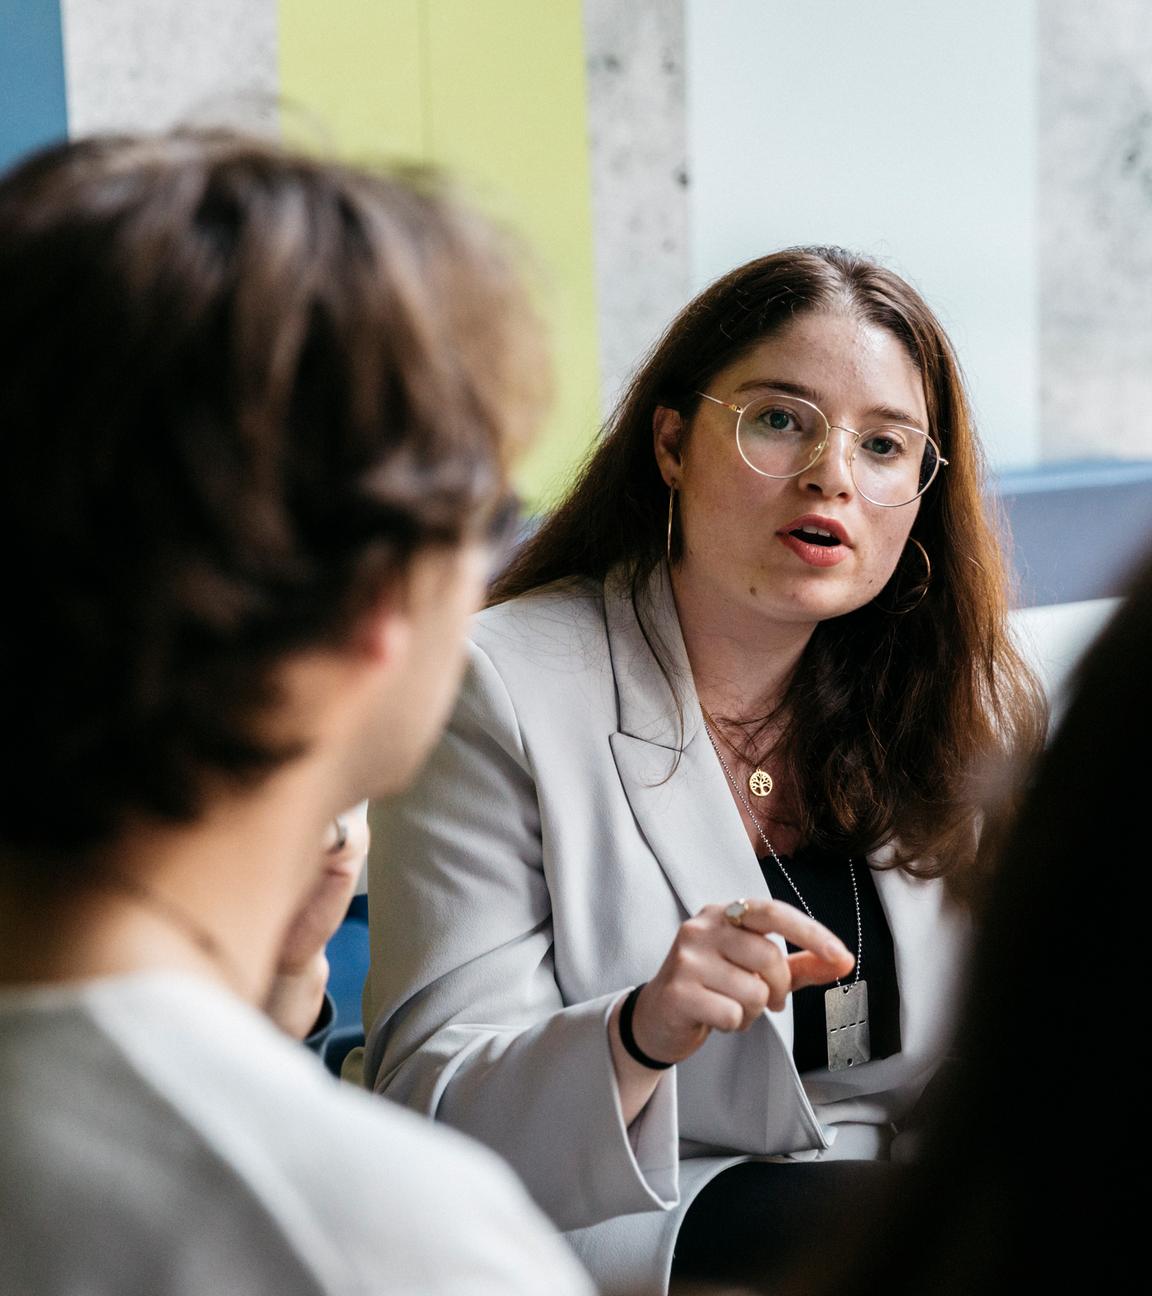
[0,0,68,173]
[994,462,1152,607]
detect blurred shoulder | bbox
[177,988,591,1290]
[1,976,593,1294]
[304,1084,595,1292]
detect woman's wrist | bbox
[608,988,667,1128]
[618,983,674,1070]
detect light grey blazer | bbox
[354,563,968,1294]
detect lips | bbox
[776,514,852,567]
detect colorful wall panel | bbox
[0,0,69,170]
[279,0,602,506]
[1,0,601,507]
[7,0,1150,488]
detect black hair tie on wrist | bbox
[618,983,674,1070]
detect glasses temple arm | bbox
[694,390,743,415]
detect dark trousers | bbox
[671,1159,897,1291]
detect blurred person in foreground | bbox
[0,130,592,1296]
[775,545,1152,1295]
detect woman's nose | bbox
[796,425,855,497]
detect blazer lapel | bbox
[601,564,964,1123]
[603,563,770,920]
[609,730,770,920]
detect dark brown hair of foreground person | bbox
[779,545,1150,1294]
[492,248,1046,901]
[0,130,542,871]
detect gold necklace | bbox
[699,705,774,798]
[98,870,244,993]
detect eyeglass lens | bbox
[736,394,939,506]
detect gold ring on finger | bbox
[724,899,750,928]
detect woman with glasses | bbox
[355,247,1045,1293]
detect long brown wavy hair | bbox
[491,247,1045,901]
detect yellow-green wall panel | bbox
[424,1,599,506]
[278,0,424,160]
[278,0,600,508]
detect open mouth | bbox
[789,525,842,548]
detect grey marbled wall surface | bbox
[583,0,690,417]
[61,0,278,138]
[1039,0,1152,461]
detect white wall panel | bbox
[685,0,1039,469]
[1039,0,1152,462]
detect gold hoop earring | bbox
[666,484,677,566]
[877,536,931,614]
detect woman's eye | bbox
[757,406,799,433]
[861,431,905,458]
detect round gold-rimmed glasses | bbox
[696,389,948,508]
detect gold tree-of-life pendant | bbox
[748,768,773,798]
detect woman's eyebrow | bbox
[733,377,819,401]
[733,378,926,429]
[868,403,927,429]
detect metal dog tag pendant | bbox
[825,980,871,1072]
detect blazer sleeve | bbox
[360,639,680,1232]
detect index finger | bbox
[277,809,369,971]
[730,898,851,965]
[276,864,362,972]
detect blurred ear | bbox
[653,406,684,488]
[348,580,412,673]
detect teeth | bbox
[800,525,833,537]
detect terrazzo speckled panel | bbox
[583,0,690,416]
[60,0,278,137]
[1039,0,1152,461]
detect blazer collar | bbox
[602,561,702,752]
[604,560,772,945]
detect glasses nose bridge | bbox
[805,420,859,476]
[825,420,862,447]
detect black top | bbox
[758,844,901,1073]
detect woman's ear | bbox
[653,406,684,488]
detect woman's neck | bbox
[670,563,816,720]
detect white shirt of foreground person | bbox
[0,973,594,1296]
[353,562,969,1295]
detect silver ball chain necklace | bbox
[704,721,871,1072]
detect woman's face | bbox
[655,310,929,631]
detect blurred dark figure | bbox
[777,545,1152,1295]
